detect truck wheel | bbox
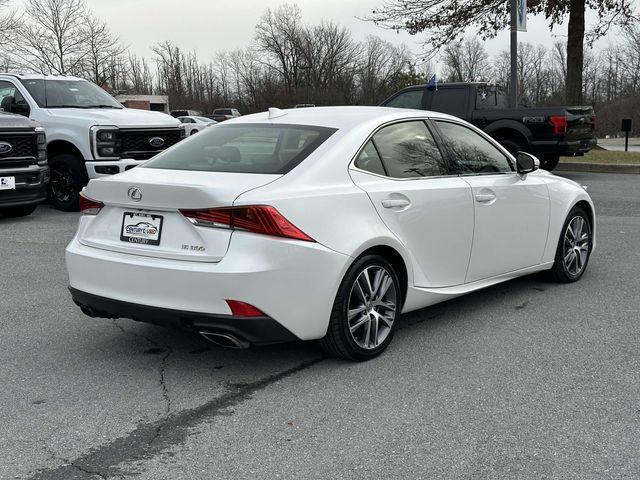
[541,155,560,171]
[1,205,37,218]
[48,154,88,212]
[498,139,523,156]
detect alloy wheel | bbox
[347,265,397,350]
[50,164,75,204]
[563,215,590,276]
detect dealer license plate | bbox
[120,212,163,246]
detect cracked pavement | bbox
[1,172,639,479]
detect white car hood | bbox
[45,107,180,128]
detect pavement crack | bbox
[28,357,324,480]
[112,320,174,436]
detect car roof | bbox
[0,73,84,81]
[230,106,462,130]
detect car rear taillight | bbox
[79,192,103,215]
[225,300,265,317]
[180,205,314,242]
[549,115,568,135]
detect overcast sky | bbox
[17,0,630,66]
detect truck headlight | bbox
[91,126,121,159]
[36,127,47,165]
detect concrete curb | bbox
[556,162,640,174]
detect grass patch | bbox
[561,149,640,164]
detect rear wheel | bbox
[498,139,523,156]
[541,154,560,171]
[320,255,401,361]
[48,153,87,212]
[550,206,592,283]
[1,205,37,218]
[191,129,198,136]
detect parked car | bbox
[170,109,200,118]
[211,108,241,122]
[0,112,48,217]
[0,73,185,211]
[178,116,217,136]
[380,82,597,171]
[66,106,595,361]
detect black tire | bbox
[1,205,37,218]
[541,154,560,171]
[191,129,198,136]
[550,206,592,283]
[319,255,402,361]
[48,153,88,212]
[498,139,523,156]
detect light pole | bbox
[510,0,518,108]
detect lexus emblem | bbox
[0,142,12,154]
[127,186,142,202]
[149,136,165,148]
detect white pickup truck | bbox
[0,73,184,210]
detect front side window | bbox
[435,121,513,174]
[145,123,336,174]
[19,78,122,109]
[372,121,447,178]
[383,90,424,110]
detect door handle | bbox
[381,198,411,208]
[475,192,496,203]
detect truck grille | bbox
[0,132,38,168]
[120,128,182,160]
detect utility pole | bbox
[510,0,518,108]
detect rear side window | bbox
[383,90,424,110]
[372,121,447,178]
[145,123,337,174]
[354,141,386,176]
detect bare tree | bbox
[16,0,89,74]
[442,37,489,82]
[81,14,125,86]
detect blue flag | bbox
[427,74,438,91]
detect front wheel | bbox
[550,207,592,283]
[48,154,87,211]
[320,255,401,361]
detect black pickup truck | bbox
[380,82,597,170]
[0,113,48,217]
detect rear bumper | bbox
[65,230,351,341]
[530,138,597,156]
[69,287,299,345]
[0,165,49,207]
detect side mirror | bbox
[516,152,539,175]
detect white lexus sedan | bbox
[178,116,217,136]
[66,107,595,361]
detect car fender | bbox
[541,173,596,263]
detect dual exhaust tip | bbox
[199,330,250,349]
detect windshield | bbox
[19,78,122,109]
[145,123,337,174]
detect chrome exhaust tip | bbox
[199,331,250,349]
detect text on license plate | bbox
[120,212,163,246]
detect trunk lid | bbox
[79,167,279,262]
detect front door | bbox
[433,120,550,283]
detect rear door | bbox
[433,119,550,282]
[350,120,474,287]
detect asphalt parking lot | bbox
[1,171,639,479]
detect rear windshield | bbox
[144,123,337,174]
[214,109,232,115]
